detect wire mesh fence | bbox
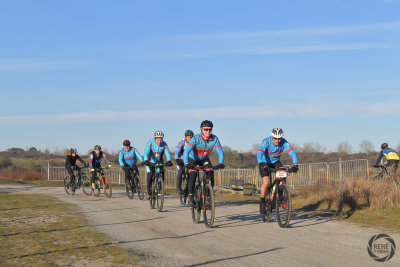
[42,158,370,190]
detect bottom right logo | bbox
[367,234,396,262]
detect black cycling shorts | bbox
[259,161,284,177]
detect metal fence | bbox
[43,158,370,190]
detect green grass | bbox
[0,194,140,266]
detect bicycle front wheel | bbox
[126,177,134,199]
[156,176,164,212]
[192,185,201,224]
[135,176,144,200]
[203,183,215,228]
[82,176,92,196]
[63,176,74,195]
[102,176,112,198]
[276,184,291,228]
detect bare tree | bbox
[359,140,374,155]
[302,142,326,153]
[337,141,352,154]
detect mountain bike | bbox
[146,162,167,212]
[89,167,112,198]
[191,165,220,228]
[180,169,189,206]
[63,165,87,195]
[373,164,399,186]
[123,166,144,200]
[262,166,294,228]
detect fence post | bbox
[339,158,343,183]
[47,161,50,181]
[308,164,312,185]
[118,168,121,184]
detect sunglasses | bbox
[202,128,212,132]
[273,137,282,141]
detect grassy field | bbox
[0,193,140,266]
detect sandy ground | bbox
[1,184,399,266]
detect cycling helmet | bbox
[70,148,77,153]
[185,130,194,137]
[154,131,164,139]
[94,145,101,150]
[200,120,213,128]
[381,143,388,149]
[123,140,130,146]
[271,128,283,139]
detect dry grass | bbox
[0,170,43,181]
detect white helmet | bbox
[271,128,283,138]
[154,130,164,139]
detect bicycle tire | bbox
[156,176,164,212]
[92,178,100,197]
[82,176,92,196]
[135,176,144,200]
[192,185,201,224]
[203,183,215,228]
[126,177,134,199]
[262,199,272,223]
[276,184,291,228]
[63,176,74,195]
[103,176,112,198]
[150,181,156,209]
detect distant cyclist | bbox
[119,139,143,188]
[143,131,173,198]
[257,128,298,215]
[374,143,399,178]
[88,145,112,189]
[175,130,194,194]
[183,120,225,207]
[65,148,87,181]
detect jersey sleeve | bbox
[144,142,151,161]
[214,137,224,164]
[88,153,94,169]
[103,153,111,165]
[376,151,384,165]
[175,141,183,159]
[164,143,172,161]
[284,141,298,164]
[183,138,195,164]
[257,140,268,163]
[134,148,143,162]
[118,151,125,166]
[77,155,86,165]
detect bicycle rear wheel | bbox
[156,176,164,212]
[191,185,201,224]
[203,183,215,228]
[135,176,144,200]
[102,176,112,198]
[276,184,291,228]
[262,198,272,223]
[82,176,92,196]
[92,178,100,197]
[63,176,74,195]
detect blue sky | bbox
[1,0,400,155]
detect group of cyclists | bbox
[65,119,399,216]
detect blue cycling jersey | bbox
[257,136,298,164]
[376,148,400,165]
[175,139,189,159]
[183,134,224,164]
[118,146,143,167]
[88,151,111,169]
[144,139,172,173]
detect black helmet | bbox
[185,130,194,137]
[381,143,388,149]
[94,145,101,150]
[200,120,213,128]
[70,148,77,153]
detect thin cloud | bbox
[2,100,400,126]
[0,59,90,72]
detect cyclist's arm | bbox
[134,148,143,162]
[103,153,111,165]
[284,142,298,164]
[183,142,194,164]
[257,140,268,163]
[214,138,224,164]
[164,144,172,161]
[143,142,151,161]
[375,151,384,165]
[118,151,125,166]
[175,141,183,159]
[77,155,85,166]
[88,154,94,169]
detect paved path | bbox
[2,185,399,266]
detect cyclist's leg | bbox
[259,164,272,213]
[176,164,184,193]
[66,167,74,181]
[132,165,139,188]
[146,168,154,196]
[202,159,214,187]
[187,159,198,206]
[123,167,131,185]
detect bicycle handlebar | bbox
[264,166,296,173]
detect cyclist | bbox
[175,130,194,194]
[257,128,298,215]
[119,140,143,189]
[374,143,399,178]
[65,148,87,183]
[183,120,225,207]
[143,131,173,198]
[88,145,112,189]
